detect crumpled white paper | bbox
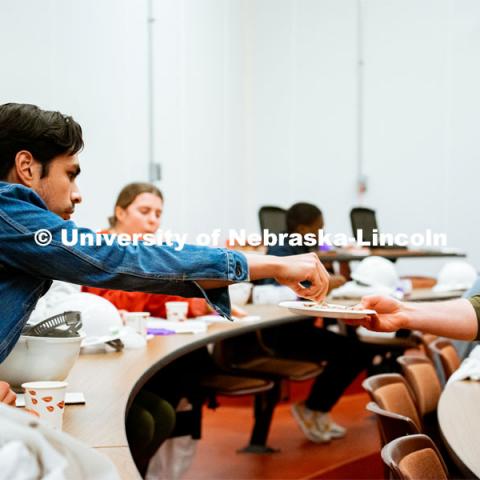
[0,404,119,480]
[447,345,480,384]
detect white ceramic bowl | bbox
[0,335,83,388]
[228,282,253,306]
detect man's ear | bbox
[13,151,41,187]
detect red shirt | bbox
[81,286,209,318]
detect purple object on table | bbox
[147,327,176,336]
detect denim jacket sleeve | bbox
[0,183,249,318]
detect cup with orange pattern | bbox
[21,381,68,430]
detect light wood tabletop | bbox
[61,297,472,478]
[317,248,466,262]
[326,288,464,307]
[61,305,301,477]
[438,380,480,478]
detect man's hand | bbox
[350,295,409,332]
[199,252,330,303]
[268,253,329,302]
[0,381,16,406]
[247,252,329,302]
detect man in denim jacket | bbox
[0,103,329,362]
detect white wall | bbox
[152,0,248,240]
[237,0,480,275]
[2,0,480,275]
[241,0,359,237]
[0,0,149,230]
[154,0,359,241]
[361,0,480,274]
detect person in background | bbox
[264,202,345,288]
[82,182,210,318]
[261,202,377,443]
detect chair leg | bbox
[238,381,282,454]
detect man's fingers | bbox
[299,257,329,302]
[291,282,323,302]
[317,262,330,300]
[319,273,329,299]
[291,282,317,298]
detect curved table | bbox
[62,305,302,478]
[438,380,480,478]
[317,248,466,263]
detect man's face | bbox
[32,154,82,220]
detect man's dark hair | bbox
[0,103,84,180]
[286,202,323,233]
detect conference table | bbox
[438,381,480,479]
[326,288,465,308]
[61,291,472,479]
[62,305,303,479]
[316,247,466,263]
[317,248,466,279]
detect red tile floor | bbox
[185,374,384,479]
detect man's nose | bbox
[72,185,82,204]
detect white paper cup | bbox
[22,381,68,430]
[165,302,189,322]
[123,311,150,336]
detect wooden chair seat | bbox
[198,373,273,396]
[233,356,324,381]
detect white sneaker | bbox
[291,403,332,443]
[315,412,347,439]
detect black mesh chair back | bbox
[350,207,378,244]
[258,206,287,235]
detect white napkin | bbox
[0,440,45,480]
[447,345,480,384]
[0,404,119,480]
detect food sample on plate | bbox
[279,301,376,319]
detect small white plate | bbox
[279,301,376,319]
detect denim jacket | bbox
[0,182,248,361]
